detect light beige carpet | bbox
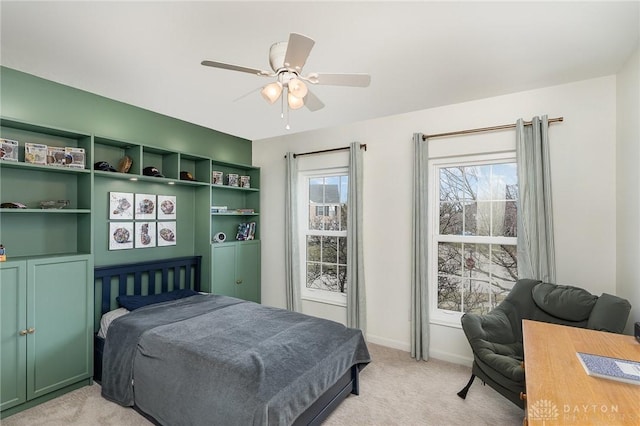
[2,343,523,425]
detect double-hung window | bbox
[428,152,518,325]
[299,168,348,306]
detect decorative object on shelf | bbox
[157,221,177,246]
[157,195,176,220]
[46,146,66,166]
[109,222,133,250]
[0,244,6,262]
[135,193,156,220]
[39,199,70,209]
[95,161,117,172]
[240,175,251,188]
[236,222,256,241]
[1,201,27,208]
[213,232,226,243]
[109,192,133,219]
[118,155,132,173]
[135,222,157,248]
[65,147,85,169]
[24,142,47,164]
[227,173,239,187]
[143,166,164,177]
[180,171,195,181]
[212,171,223,185]
[0,138,19,161]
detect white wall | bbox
[253,75,618,365]
[616,43,640,334]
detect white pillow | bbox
[97,307,129,339]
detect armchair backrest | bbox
[493,279,631,342]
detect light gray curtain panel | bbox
[347,142,366,332]
[411,133,429,361]
[284,152,301,311]
[516,115,556,283]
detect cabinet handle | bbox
[19,329,28,336]
[27,327,36,334]
[235,279,242,285]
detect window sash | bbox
[428,152,517,326]
[298,167,349,306]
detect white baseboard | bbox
[428,349,473,367]
[366,333,474,367]
[366,334,410,352]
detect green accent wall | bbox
[1,66,252,268]
[0,67,251,163]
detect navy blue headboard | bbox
[94,256,202,331]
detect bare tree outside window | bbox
[436,163,518,315]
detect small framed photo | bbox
[135,222,157,248]
[226,173,239,187]
[109,192,133,219]
[0,138,19,162]
[157,221,177,246]
[212,171,223,185]
[240,175,251,188]
[109,222,134,250]
[65,147,86,169]
[135,193,156,220]
[157,195,176,220]
[46,146,66,166]
[24,143,48,165]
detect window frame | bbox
[427,151,517,327]
[298,166,349,307]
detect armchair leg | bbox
[457,374,476,400]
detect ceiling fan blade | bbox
[309,73,371,87]
[201,60,271,76]
[304,90,325,112]
[283,33,315,72]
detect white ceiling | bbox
[1,1,638,141]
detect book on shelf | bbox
[236,208,255,214]
[576,352,640,386]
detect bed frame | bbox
[93,256,361,426]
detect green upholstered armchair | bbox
[458,278,632,408]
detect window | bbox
[428,153,518,325]
[300,168,348,306]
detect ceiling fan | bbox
[201,33,371,128]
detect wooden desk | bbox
[523,320,640,425]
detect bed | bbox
[94,256,370,425]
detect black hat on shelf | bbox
[94,161,117,172]
[180,171,195,181]
[143,166,164,177]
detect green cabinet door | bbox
[26,255,93,400]
[235,241,260,303]
[211,244,238,298]
[211,241,260,303]
[0,261,27,411]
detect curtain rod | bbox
[422,117,564,141]
[285,143,367,159]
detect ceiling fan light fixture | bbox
[260,81,283,104]
[287,92,305,110]
[288,78,308,99]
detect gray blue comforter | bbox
[101,294,370,425]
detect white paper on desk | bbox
[615,361,640,377]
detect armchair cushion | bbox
[586,293,632,333]
[531,282,597,322]
[462,311,523,383]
